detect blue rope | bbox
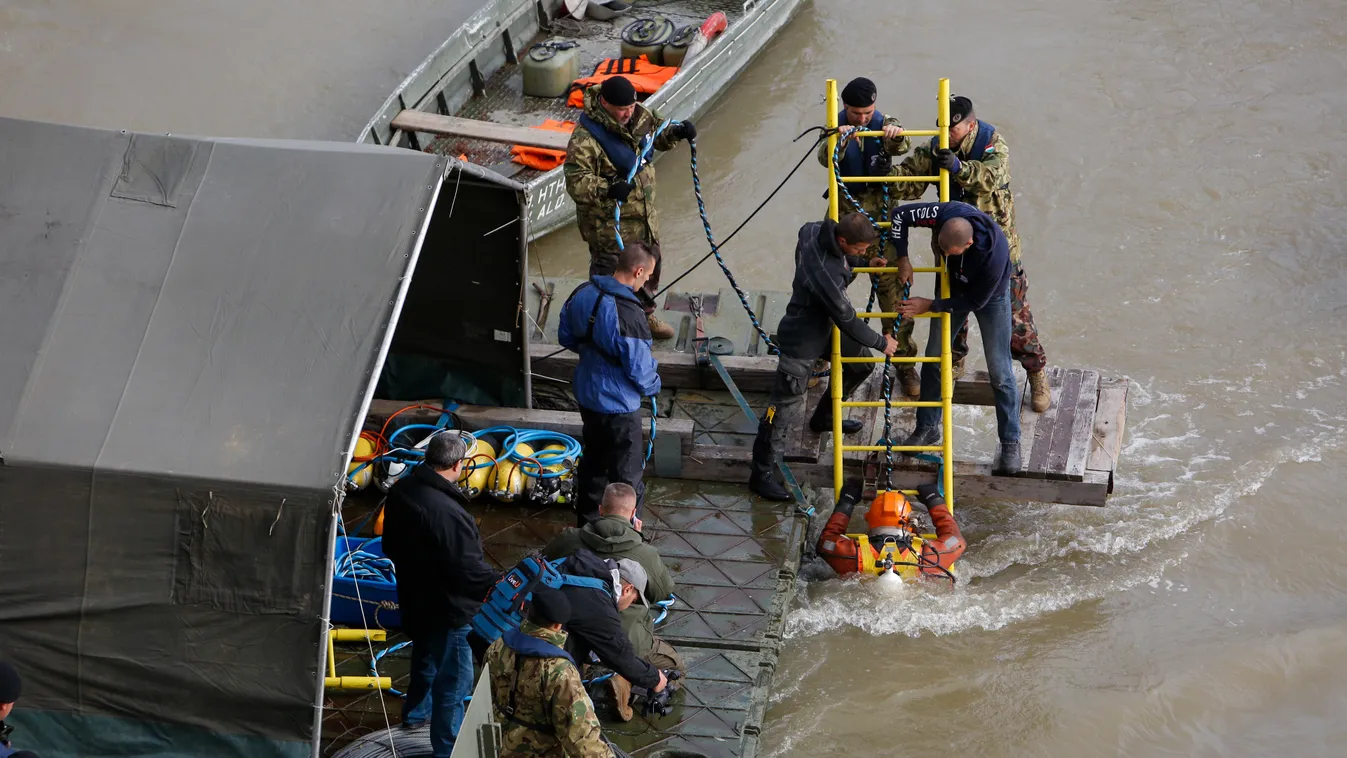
[687,137,777,354]
[645,395,658,467]
[613,119,674,252]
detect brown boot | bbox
[1028,369,1051,413]
[898,366,920,398]
[950,357,965,381]
[610,675,634,721]
[647,314,676,340]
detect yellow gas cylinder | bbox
[491,443,536,502]
[457,438,498,499]
[346,435,376,490]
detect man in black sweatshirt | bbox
[383,433,501,756]
[893,200,1022,473]
[749,212,900,501]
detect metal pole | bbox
[832,326,843,494]
[825,79,840,223]
[937,78,955,511]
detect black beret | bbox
[841,77,878,107]
[600,76,637,107]
[0,661,21,703]
[529,587,572,626]
[950,95,974,125]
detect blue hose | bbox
[644,395,658,466]
[499,428,582,478]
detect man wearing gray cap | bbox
[611,558,684,720]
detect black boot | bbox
[808,395,863,434]
[748,417,793,501]
[901,425,940,449]
[994,441,1022,475]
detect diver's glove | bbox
[834,480,864,518]
[607,180,634,202]
[915,483,946,510]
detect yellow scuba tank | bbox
[346,435,376,490]
[491,443,536,502]
[527,443,577,504]
[457,437,498,499]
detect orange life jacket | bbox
[566,56,680,109]
[510,119,576,171]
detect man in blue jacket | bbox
[559,242,662,526]
[892,201,1022,473]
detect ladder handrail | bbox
[827,77,957,512]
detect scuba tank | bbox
[522,39,581,98]
[457,436,498,499]
[661,24,697,68]
[620,16,675,65]
[346,435,376,490]
[490,443,536,502]
[525,443,577,505]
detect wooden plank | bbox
[365,401,694,454]
[1024,366,1066,479]
[1059,370,1101,481]
[1087,377,1129,473]
[390,110,571,151]
[1040,368,1084,477]
[529,342,1011,401]
[678,446,1112,507]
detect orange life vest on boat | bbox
[510,119,576,170]
[566,56,680,108]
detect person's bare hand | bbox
[868,256,887,268]
[882,335,900,356]
[899,297,933,318]
[882,124,904,140]
[655,669,669,692]
[897,257,914,286]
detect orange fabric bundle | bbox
[510,119,577,170]
[565,56,680,108]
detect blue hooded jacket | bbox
[558,276,661,414]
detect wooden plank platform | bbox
[390,110,571,150]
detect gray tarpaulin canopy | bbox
[0,117,448,757]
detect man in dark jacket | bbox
[893,200,1022,473]
[749,213,900,501]
[556,549,668,707]
[558,242,662,526]
[543,482,681,719]
[382,433,500,757]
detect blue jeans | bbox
[915,290,1021,443]
[402,624,474,757]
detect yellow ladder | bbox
[826,77,956,510]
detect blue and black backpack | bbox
[471,552,614,643]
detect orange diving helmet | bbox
[865,490,913,539]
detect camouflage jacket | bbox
[487,622,611,758]
[818,114,911,216]
[564,86,679,247]
[891,122,1021,262]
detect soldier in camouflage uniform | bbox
[817,77,919,396]
[564,76,694,340]
[486,588,615,758]
[889,95,1051,412]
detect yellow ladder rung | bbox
[840,400,944,408]
[849,129,942,138]
[838,356,940,364]
[838,175,942,183]
[841,444,943,453]
[855,312,942,319]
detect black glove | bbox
[916,483,946,509]
[607,180,634,202]
[834,480,863,517]
[673,120,697,141]
[934,148,962,174]
[868,152,893,174]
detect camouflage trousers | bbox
[836,192,920,357]
[951,260,1046,372]
[586,217,662,316]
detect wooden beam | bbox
[365,400,693,454]
[530,342,1002,402]
[677,446,1110,507]
[390,110,571,151]
[1087,377,1129,473]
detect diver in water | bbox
[816,481,964,580]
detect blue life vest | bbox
[578,113,639,179]
[0,743,14,758]
[838,110,887,193]
[502,627,575,664]
[931,120,1005,203]
[470,555,612,643]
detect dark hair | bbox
[835,212,878,244]
[424,433,467,470]
[617,241,657,274]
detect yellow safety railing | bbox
[827,77,955,511]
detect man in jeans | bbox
[382,433,501,756]
[892,201,1022,473]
